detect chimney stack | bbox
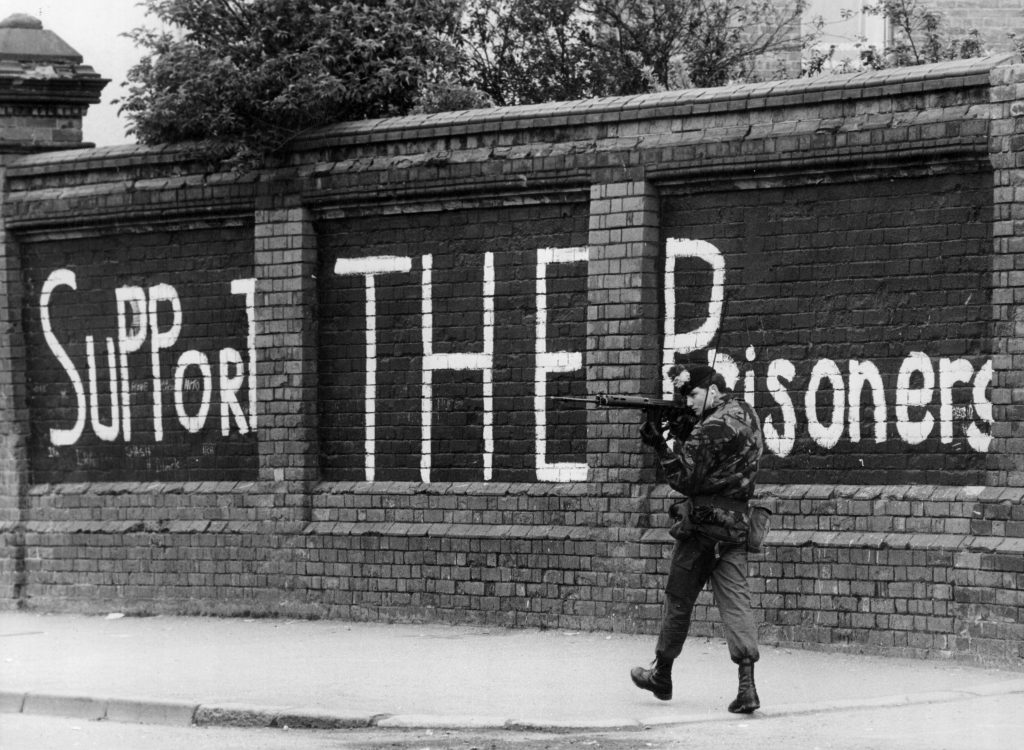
[0,13,108,159]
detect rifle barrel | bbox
[552,394,676,408]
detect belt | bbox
[691,495,749,514]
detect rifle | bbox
[554,394,698,442]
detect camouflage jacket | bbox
[659,395,764,538]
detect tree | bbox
[589,0,807,89]
[120,0,472,169]
[458,0,809,105]
[460,0,609,107]
[125,0,984,169]
[121,0,810,163]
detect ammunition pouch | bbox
[689,495,772,552]
[667,499,694,540]
[746,501,773,554]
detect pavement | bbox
[1,611,1024,733]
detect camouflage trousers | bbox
[655,531,760,664]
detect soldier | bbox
[631,363,766,714]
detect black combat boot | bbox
[727,658,760,713]
[630,652,673,701]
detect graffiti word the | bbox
[336,247,603,483]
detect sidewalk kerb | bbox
[21,693,106,720]
[104,698,199,726]
[637,710,730,727]
[193,704,279,727]
[269,710,378,730]
[765,690,974,719]
[375,713,509,730]
[3,678,1022,732]
[0,691,26,713]
[192,702,382,729]
[190,704,275,728]
[505,717,644,732]
[961,678,1024,697]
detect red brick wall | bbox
[2,58,1023,665]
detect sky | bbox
[3,0,151,146]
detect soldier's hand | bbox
[639,420,664,447]
[669,518,694,541]
[667,409,698,442]
[669,500,690,520]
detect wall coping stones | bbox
[995,538,1024,553]
[979,487,1024,502]
[27,481,271,496]
[311,480,628,500]
[0,54,1013,185]
[166,521,211,534]
[21,482,1001,508]
[287,55,1013,149]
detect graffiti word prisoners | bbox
[664,239,992,458]
[40,269,256,446]
[698,345,991,457]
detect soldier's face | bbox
[687,386,714,415]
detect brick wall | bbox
[662,171,993,485]
[23,224,257,483]
[0,103,88,149]
[0,161,27,607]
[937,0,1024,52]
[2,57,1023,665]
[318,201,590,483]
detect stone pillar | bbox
[988,62,1024,487]
[254,206,320,519]
[0,14,107,153]
[586,180,662,493]
[0,181,27,605]
[0,13,106,606]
